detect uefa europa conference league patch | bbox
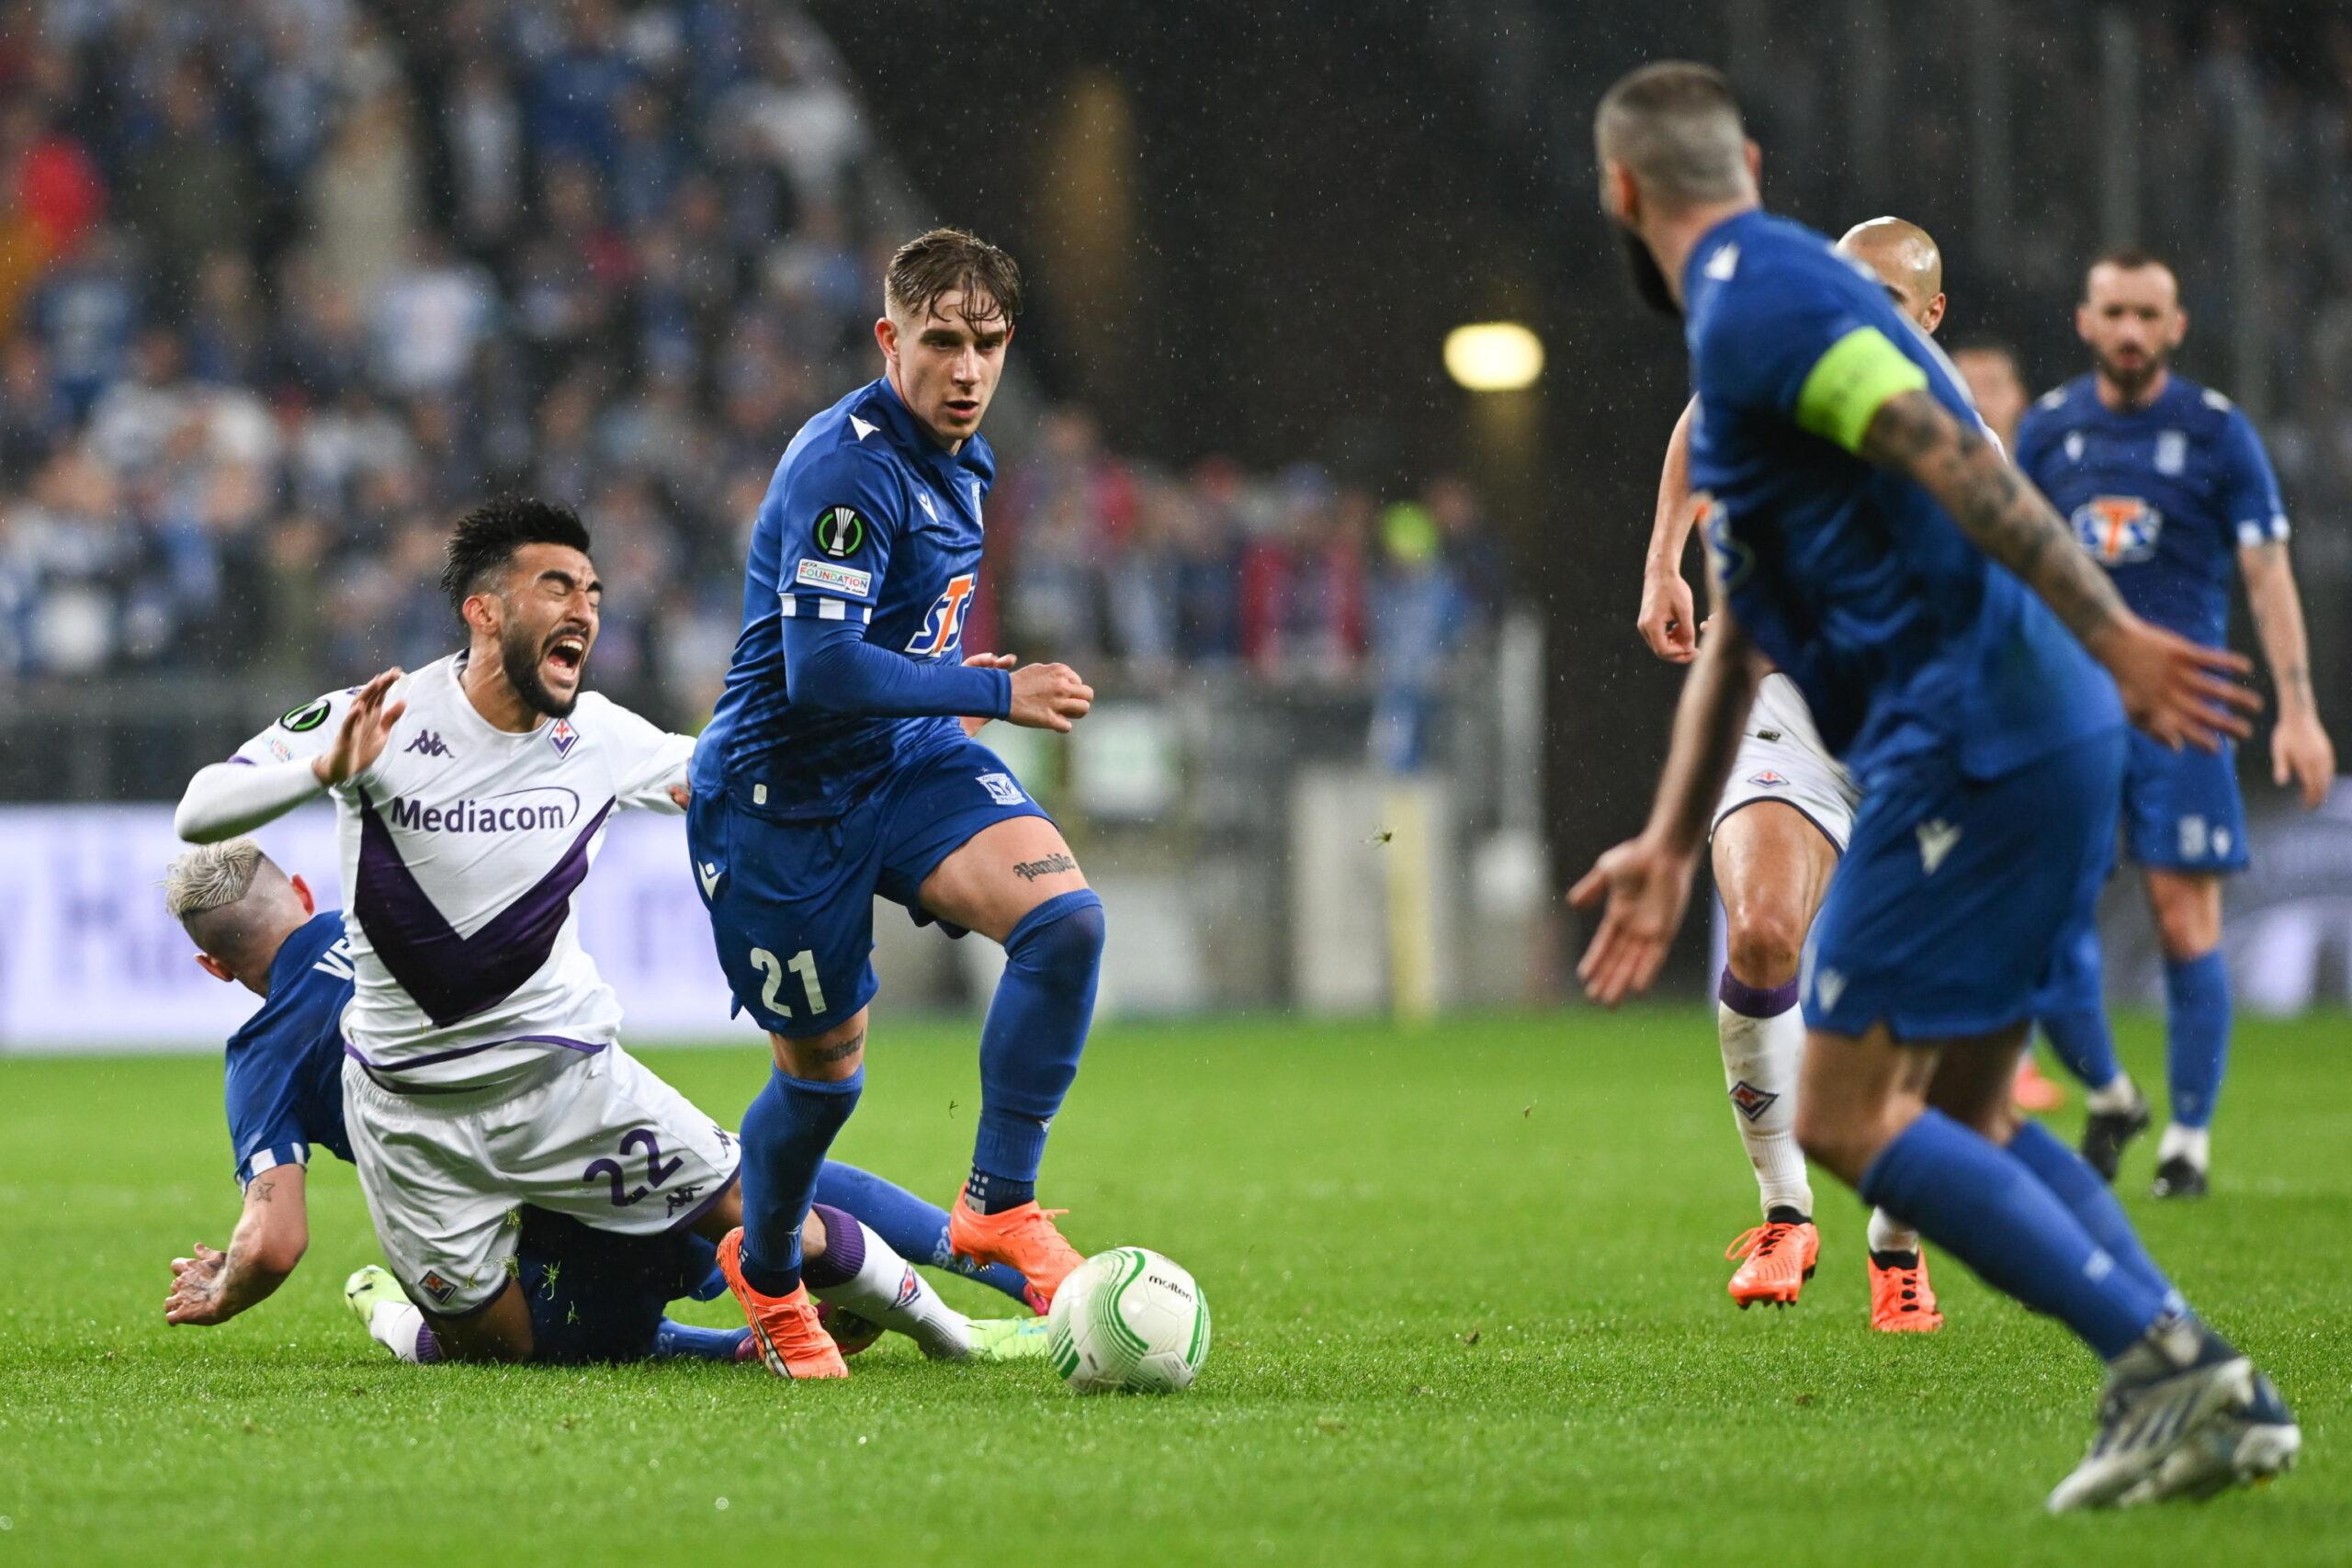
[813,505,866,558]
[280,697,332,733]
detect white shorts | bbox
[343,1045,740,1315]
[1710,673,1860,852]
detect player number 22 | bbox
[749,947,827,1019]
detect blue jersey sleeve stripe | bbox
[237,1141,310,1188]
[778,594,874,623]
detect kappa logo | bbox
[2071,495,2163,565]
[418,1269,458,1305]
[403,729,455,760]
[548,717,579,758]
[905,573,977,658]
[1916,818,1962,874]
[1727,1079,1780,1122]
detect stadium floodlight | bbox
[1443,321,1544,390]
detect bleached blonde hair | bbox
[164,839,266,919]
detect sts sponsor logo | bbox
[905,573,977,658]
[2071,495,2163,565]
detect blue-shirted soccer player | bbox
[689,229,1104,1379]
[158,840,1042,1366]
[1576,62,2299,1510]
[2016,251,2335,1199]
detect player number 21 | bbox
[749,947,827,1018]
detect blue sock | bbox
[813,1161,1035,1305]
[652,1319,751,1361]
[2040,1006,2123,1093]
[1860,1109,2168,1359]
[739,1066,864,1295]
[2006,1120,2184,1313]
[967,890,1104,1214]
[2164,951,2230,1129]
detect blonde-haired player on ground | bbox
[1635,217,1955,1331]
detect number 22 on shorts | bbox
[749,947,827,1019]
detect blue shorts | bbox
[688,735,1051,1037]
[1804,728,2125,1041]
[2121,730,2248,872]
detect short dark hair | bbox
[2086,247,2178,299]
[885,228,1023,328]
[1595,62,1749,203]
[441,497,593,613]
[1949,336,2021,369]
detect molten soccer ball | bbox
[1045,1247,1210,1393]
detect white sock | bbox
[1717,997,1814,1219]
[811,1219,974,1359]
[2086,1070,2142,1116]
[2157,1122,2211,1170]
[1866,1208,1921,1258]
[367,1299,440,1363]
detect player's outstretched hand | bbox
[1568,832,1698,1007]
[2273,709,2336,809]
[164,1242,229,1325]
[1007,662,1093,733]
[960,652,1019,737]
[311,667,407,787]
[2089,617,2257,753]
[1637,570,1698,663]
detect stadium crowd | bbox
[0,0,1506,738]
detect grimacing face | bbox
[878,289,1011,447]
[2077,262,2185,400]
[480,541,601,718]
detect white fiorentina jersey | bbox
[235,653,694,1089]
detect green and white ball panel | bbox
[1046,1247,1211,1394]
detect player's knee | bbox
[2152,906,2219,963]
[1008,890,1105,985]
[1724,901,1805,989]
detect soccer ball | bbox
[1045,1247,1210,1393]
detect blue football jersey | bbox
[223,909,356,1188]
[1682,209,2122,787]
[693,378,996,820]
[2014,373,2287,649]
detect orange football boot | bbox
[1724,1219,1820,1308]
[2013,1055,2067,1114]
[1867,1247,1945,1332]
[716,1228,849,1379]
[948,1194,1085,1308]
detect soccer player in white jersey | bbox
[170,500,968,1361]
[1636,218,1957,1330]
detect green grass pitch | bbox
[2,1010,2345,1565]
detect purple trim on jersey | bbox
[663,1166,741,1235]
[343,1034,607,1075]
[352,789,616,1027]
[228,755,255,765]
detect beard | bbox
[499,619,580,718]
[2093,343,2166,402]
[1618,224,1682,319]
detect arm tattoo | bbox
[250,1179,275,1204]
[1860,391,2130,645]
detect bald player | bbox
[1635,216,1954,1332]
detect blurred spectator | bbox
[0,0,1520,724]
[1368,502,1466,773]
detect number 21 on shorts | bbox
[749,947,826,1019]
